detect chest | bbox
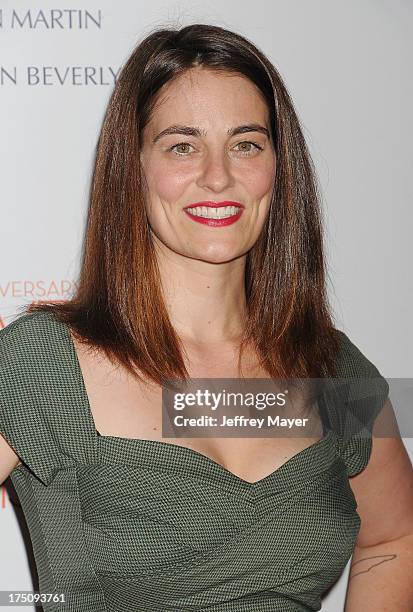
[72,335,324,483]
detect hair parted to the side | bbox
[24,22,340,385]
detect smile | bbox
[184,201,244,227]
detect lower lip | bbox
[184,208,243,226]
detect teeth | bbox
[187,206,241,219]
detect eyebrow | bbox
[152,123,270,144]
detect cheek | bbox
[144,158,193,204]
[238,156,276,199]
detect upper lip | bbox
[184,201,245,209]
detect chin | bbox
[191,248,245,264]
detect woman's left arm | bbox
[345,401,413,610]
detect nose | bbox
[196,149,235,193]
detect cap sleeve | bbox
[0,312,77,486]
[326,330,390,477]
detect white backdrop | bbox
[1,1,412,610]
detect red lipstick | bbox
[183,201,244,227]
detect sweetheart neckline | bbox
[94,428,336,486]
[63,316,336,487]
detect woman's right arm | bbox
[0,433,21,485]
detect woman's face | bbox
[140,66,276,263]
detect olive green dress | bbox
[0,311,389,611]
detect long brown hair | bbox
[24,23,340,385]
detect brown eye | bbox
[235,141,263,155]
[168,142,194,155]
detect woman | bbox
[1,23,412,611]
